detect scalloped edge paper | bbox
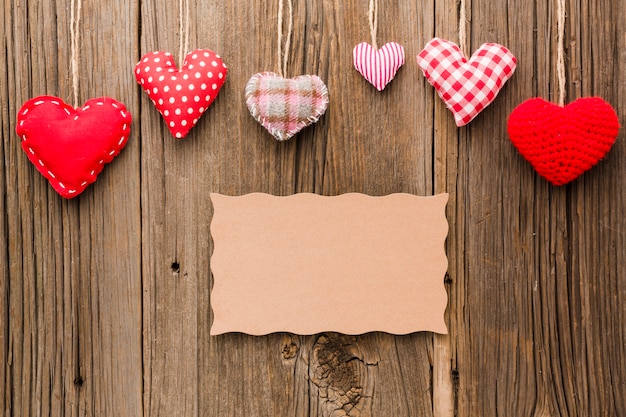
[210,193,449,335]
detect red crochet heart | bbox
[508,97,619,185]
[135,49,227,139]
[16,95,132,198]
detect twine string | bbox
[458,0,468,57]
[70,0,82,107]
[277,0,293,76]
[179,0,190,68]
[368,0,378,49]
[556,0,566,106]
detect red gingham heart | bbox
[353,42,405,91]
[508,97,619,186]
[16,95,132,198]
[245,72,329,141]
[417,38,517,126]
[135,49,227,139]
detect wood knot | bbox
[73,376,84,387]
[281,334,299,361]
[309,334,376,416]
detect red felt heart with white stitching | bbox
[135,49,227,139]
[16,95,132,198]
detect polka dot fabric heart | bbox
[245,72,329,141]
[16,95,132,198]
[508,97,620,186]
[417,38,517,126]
[135,49,227,139]
[353,42,405,91]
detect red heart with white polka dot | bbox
[135,49,227,139]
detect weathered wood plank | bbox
[432,0,461,415]
[139,0,228,414]
[567,0,626,414]
[0,1,9,414]
[3,0,143,416]
[452,0,626,416]
[454,0,561,415]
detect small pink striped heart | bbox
[353,42,405,91]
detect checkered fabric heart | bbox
[353,42,405,91]
[417,38,517,126]
[245,72,329,141]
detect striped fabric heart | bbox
[245,72,329,141]
[353,42,405,91]
[417,38,517,126]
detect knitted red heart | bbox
[135,49,227,139]
[353,42,405,91]
[417,38,517,126]
[16,95,132,198]
[245,72,329,141]
[508,97,619,185]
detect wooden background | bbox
[2,0,625,415]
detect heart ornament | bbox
[508,97,619,186]
[417,38,517,126]
[16,96,132,198]
[245,72,329,141]
[135,49,227,139]
[353,42,405,91]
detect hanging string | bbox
[368,0,379,49]
[69,0,82,107]
[179,0,190,68]
[458,0,468,57]
[556,0,566,106]
[277,0,293,77]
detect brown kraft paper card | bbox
[210,192,449,335]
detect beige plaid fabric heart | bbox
[245,72,329,141]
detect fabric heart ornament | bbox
[507,97,619,186]
[353,42,405,91]
[417,38,517,126]
[16,96,132,198]
[135,49,227,139]
[245,72,329,141]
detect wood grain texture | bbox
[3,0,626,416]
[2,0,142,416]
